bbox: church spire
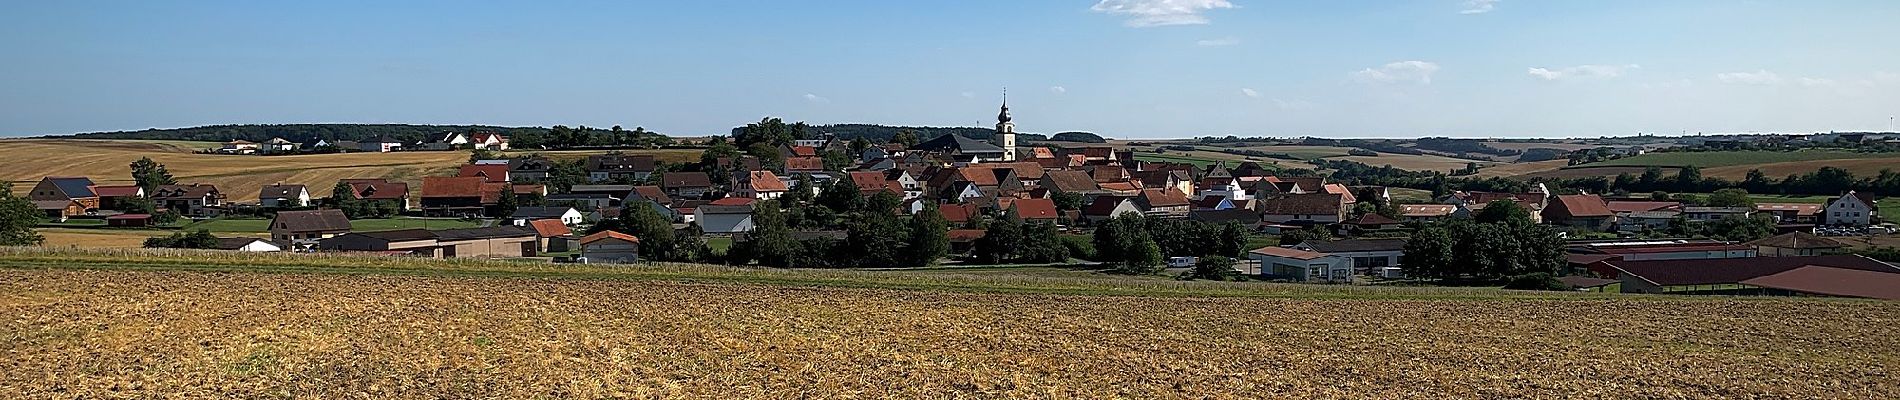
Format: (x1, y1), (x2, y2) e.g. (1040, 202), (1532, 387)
(997, 88), (1012, 123)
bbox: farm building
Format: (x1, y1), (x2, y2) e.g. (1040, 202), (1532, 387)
(1248, 246), (1352, 283)
(151, 184), (226, 217)
(695, 198), (758, 234)
(1822, 191), (1878, 226)
(580, 231), (641, 263)
(269, 209), (352, 243)
(1296, 238), (1406, 275)
(212, 237), (282, 252)
(1597, 255), (1900, 297)
(1748, 232), (1846, 257)
(318, 226), (539, 258)
(105, 213), (152, 227)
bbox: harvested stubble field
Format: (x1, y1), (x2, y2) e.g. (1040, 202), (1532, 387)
(2, 249), (1897, 399)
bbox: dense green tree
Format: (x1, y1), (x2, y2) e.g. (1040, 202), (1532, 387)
(1402, 224), (1457, 279)
(732, 202), (797, 267)
(746, 143), (785, 170)
(973, 218), (1024, 264)
(1705, 188), (1755, 208)
(1016, 221), (1070, 263)
(1106, 214), (1162, 274)
(1182, 256), (1240, 281)
(892, 130), (920, 148)
(1277, 226), (1333, 247)
(782, 174), (816, 207)
(901, 205), (950, 268)
(1474, 200), (1531, 225)
(143, 229), (217, 249)
(1217, 222), (1250, 257)
(129, 157), (176, 192)
(1051, 191), (1083, 211)
(622, 202), (679, 261)
(848, 137), (871, 154)
(821, 149), (853, 171)
(0, 183), (44, 246)
(818, 178), (864, 213)
(117, 196), (157, 214)
(1674, 165), (1703, 192)
(844, 205), (907, 267)
(492, 188), (519, 218)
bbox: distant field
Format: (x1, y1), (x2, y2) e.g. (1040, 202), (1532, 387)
(1481, 141), (1602, 152)
(1472, 159), (1571, 178)
(0, 139), (465, 201)
(37, 228), (173, 248)
(1, 249), (1896, 398)
(1334, 154), (1493, 173)
(1704, 157), (1900, 180)
(1133, 152), (1227, 167)
(1581, 150), (1896, 169)
(0, 139), (701, 201)
(505, 148), (701, 164)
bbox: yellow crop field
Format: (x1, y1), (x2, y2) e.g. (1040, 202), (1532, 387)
(1334, 154), (1493, 173)
(1, 250), (1895, 398)
(0, 139), (465, 201)
(1, 139), (706, 201)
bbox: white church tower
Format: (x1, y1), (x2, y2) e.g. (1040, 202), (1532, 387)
(993, 93), (1017, 161)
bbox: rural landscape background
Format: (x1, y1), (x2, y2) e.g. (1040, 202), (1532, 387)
(7, 0), (1900, 398)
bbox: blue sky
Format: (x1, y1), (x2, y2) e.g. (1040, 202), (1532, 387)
(3, 0), (1897, 138)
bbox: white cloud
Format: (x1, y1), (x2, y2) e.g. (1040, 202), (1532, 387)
(1351, 61), (1441, 84)
(1715, 70), (1784, 85)
(1460, 0), (1501, 14)
(1798, 77), (1839, 87)
(802, 93), (829, 103)
(1049, 86), (1067, 94)
(1874, 71), (1900, 85)
(1240, 88), (1260, 98)
(1272, 98), (1314, 110)
(960, 91), (976, 98)
(1527, 64), (1640, 81)
(1091, 0), (1236, 28)
(1196, 37), (1240, 47)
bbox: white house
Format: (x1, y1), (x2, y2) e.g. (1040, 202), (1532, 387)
(263, 137), (297, 153)
(510, 206), (584, 226)
(219, 140), (260, 154)
(1824, 191), (1877, 226)
(470, 133), (510, 151)
(258, 184), (311, 208)
(360, 136), (403, 153)
(213, 237), (282, 252)
(580, 231), (641, 263)
(1248, 246), (1353, 283)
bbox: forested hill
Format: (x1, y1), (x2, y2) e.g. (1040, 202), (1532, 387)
(54, 124), (552, 144)
(732, 123), (1048, 143)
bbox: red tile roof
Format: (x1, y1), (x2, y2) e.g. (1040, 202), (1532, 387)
(709, 197), (757, 206)
(1551, 194), (1614, 218)
(784, 156), (825, 171)
(1607, 201), (1681, 213)
(947, 229), (986, 243)
(1399, 204), (1455, 217)
(1322, 184), (1357, 203)
(342, 179), (409, 200)
(787, 145), (818, 157)
(1011, 198), (1059, 220)
(1138, 188), (1190, 208)
(422, 176), (488, 198)
(528, 219), (571, 238)
(580, 230), (640, 245)
(938, 203), (979, 223)
(1346, 213), (1399, 226)
(849, 171), (888, 193)
(744, 170), (788, 192)
(1604, 255), (1899, 286)
(457, 164), (510, 181)
(89, 185), (143, 197)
